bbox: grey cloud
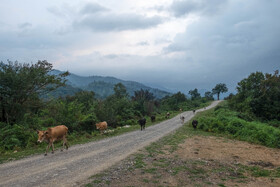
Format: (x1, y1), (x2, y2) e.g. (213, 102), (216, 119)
(169, 0), (228, 17)
(79, 3), (109, 15)
(164, 0), (280, 92)
(73, 13), (163, 32)
(104, 54), (118, 59)
(18, 22), (32, 29)
(47, 6), (65, 18)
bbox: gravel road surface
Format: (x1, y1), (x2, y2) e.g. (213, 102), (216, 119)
(0, 101), (221, 187)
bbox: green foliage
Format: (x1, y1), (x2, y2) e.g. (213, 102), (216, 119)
(160, 92), (187, 111)
(193, 102), (280, 148)
(229, 70), (280, 121)
(204, 91), (214, 100)
(0, 60), (68, 124)
(188, 88), (201, 100)
(0, 123), (35, 150)
(132, 89), (156, 116)
(114, 83), (129, 98)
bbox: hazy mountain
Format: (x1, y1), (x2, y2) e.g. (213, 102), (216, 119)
(50, 70), (171, 99)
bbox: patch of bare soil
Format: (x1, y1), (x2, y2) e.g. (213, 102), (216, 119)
(88, 136), (280, 187)
(176, 136), (280, 168)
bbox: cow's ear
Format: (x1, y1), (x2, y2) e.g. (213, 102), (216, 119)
(36, 130), (39, 134)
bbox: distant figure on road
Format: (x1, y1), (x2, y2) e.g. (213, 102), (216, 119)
(180, 116), (185, 124)
(193, 110), (196, 114)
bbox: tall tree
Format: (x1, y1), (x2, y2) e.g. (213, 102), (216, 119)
(132, 89), (155, 116)
(212, 83), (228, 100)
(188, 88), (201, 100)
(132, 89), (155, 101)
(0, 60), (68, 124)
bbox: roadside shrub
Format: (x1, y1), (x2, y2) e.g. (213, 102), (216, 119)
(193, 103), (280, 148)
(0, 123), (31, 150)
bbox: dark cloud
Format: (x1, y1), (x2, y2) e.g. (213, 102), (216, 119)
(169, 0), (228, 17)
(164, 0), (280, 92)
(73, 13), (163, 32)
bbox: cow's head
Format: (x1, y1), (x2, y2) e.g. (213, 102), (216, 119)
(36, 130), (48, 143)
(95, 123), (100, 130)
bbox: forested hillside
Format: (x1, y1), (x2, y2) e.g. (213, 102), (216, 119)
(49, 70), (171, 99)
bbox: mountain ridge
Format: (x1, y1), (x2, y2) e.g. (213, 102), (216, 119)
(50, 70), (171, 99)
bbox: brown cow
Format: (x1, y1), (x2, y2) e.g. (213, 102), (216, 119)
(37, 125), (69, 156)
(96, 121), (108, 134)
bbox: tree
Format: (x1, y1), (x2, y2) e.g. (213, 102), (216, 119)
(132, 89), (155, 101)
(114, 83), (128, 98)
(160, 92), (187, 111)
(230, 70), (280, 120)
(132, 89), (155, 116)
(212, 83), (228, 100)
(204, 91), (214, 100)
(188, 88), (201, 100)
(0, 60), (68, 124)
(257, 70), (280, 120)
(236, 71), (264, 99)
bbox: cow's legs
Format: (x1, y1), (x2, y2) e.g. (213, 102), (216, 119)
(45, 143), (51, 156)
(51, 142), (55, 154)
(62, 136), (69, 151)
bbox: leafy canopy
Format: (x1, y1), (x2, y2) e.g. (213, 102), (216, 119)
(212, 83), (228, 100)
(0, 60), (68, 124)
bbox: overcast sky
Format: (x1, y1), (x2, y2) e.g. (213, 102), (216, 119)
(1, 0), (279, 94)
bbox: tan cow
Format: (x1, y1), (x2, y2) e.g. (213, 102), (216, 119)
(96, 121), (108, 134)
(37, 125), (69, 156)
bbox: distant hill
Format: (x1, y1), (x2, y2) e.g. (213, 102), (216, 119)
(49, 70), (171, 99)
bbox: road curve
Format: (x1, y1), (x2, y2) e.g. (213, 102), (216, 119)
(0, 101), (221, 187)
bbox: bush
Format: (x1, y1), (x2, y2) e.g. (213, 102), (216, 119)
(194, 103), (280, 148)
(0, 123), (31, 150)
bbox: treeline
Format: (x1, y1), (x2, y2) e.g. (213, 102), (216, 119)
(0, 61), (214, 151)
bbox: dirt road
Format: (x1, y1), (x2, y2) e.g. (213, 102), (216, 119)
(0, 101), (221, 187)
